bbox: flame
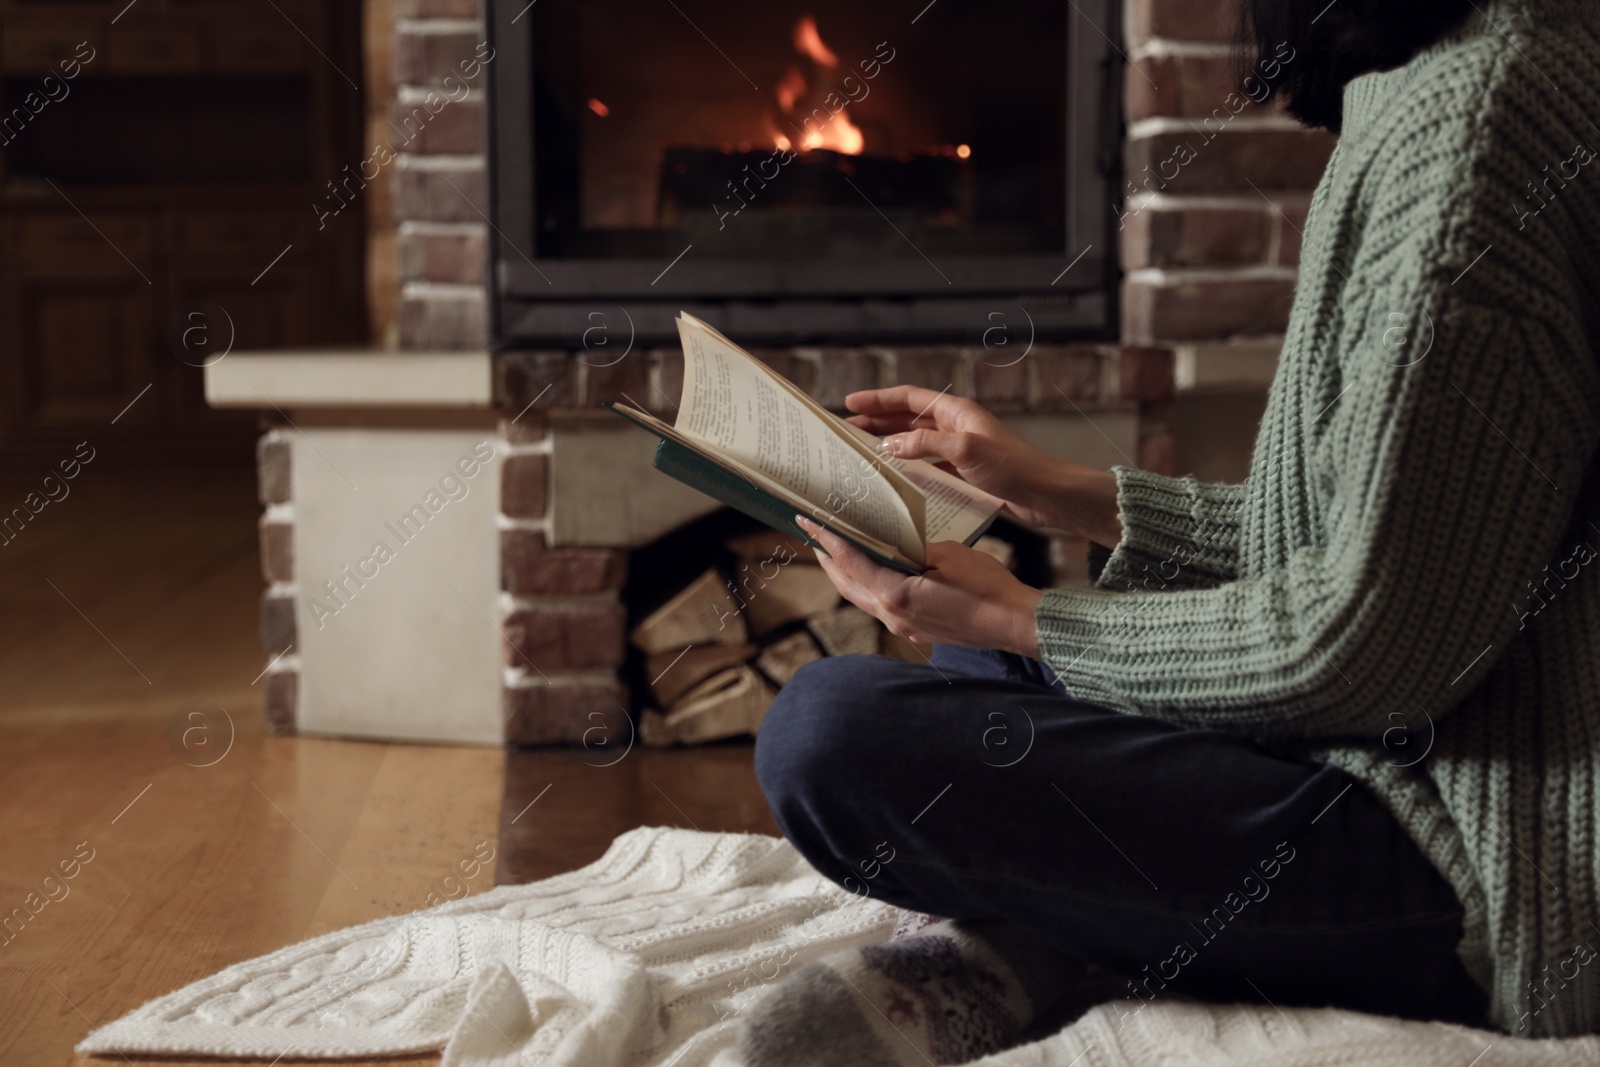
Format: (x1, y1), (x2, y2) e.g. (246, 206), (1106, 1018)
(776, 17), (864, 155)
(776, 65), (807, 113)
(793, 16), (839, 67)
(764, 116), (794, 153)
(800, 112), (864, 154)
(587, 98), (610, 117)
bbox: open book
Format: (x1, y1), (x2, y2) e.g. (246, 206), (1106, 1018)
(609, 313), (1003, 574)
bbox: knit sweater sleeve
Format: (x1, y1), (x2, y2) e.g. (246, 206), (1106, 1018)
(1090, 469), (1247, 592)
(1035, 295), (1597, 735)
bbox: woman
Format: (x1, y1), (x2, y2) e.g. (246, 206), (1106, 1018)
(741, 0), (1600, 1060)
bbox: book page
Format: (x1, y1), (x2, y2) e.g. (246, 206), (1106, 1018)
(680, 316), (929, 534)
(835, 419), (1005, 543)
(675, 317), (926, 563)
(897, 464), (1002, 543)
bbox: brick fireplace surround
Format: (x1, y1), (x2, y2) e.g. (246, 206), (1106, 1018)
(221, 0), (1334, 745)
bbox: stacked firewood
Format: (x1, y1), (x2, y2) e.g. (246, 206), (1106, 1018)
(630, 530), (1012, 746)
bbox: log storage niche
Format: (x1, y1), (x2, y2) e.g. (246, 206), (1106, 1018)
(626, 518), (1017, 746)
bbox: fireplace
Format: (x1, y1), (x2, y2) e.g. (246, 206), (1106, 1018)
(486, 0), (1121, 345)
(225, 0), (1338, 747)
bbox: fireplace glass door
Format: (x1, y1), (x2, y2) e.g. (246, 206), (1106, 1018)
(489, 0), (1118, 344)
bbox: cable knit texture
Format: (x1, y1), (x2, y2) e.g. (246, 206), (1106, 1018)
(1038, 0), (1600, 1037)
(75, 828), (1600, 1064)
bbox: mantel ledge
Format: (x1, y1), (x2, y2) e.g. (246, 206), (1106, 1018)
(205, 348), (492, 409)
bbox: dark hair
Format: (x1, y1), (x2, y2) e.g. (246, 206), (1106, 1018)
(1237, 0), (1476, 131)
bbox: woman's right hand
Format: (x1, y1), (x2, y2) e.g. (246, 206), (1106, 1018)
(844, 385), (1124, 546)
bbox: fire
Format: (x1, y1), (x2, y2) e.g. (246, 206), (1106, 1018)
(793, 16), (839, 67)
(776, 65), (806, 113)
(801, 111), (864, 154)
(774, 16), (864, 156)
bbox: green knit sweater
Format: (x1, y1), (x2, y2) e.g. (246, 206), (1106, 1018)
(1036, 0), (1600, 1038)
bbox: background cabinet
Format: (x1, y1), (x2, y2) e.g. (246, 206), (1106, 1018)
(0, 0), (366, 472)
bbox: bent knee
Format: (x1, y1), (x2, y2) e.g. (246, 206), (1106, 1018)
(755, 655), (902, 803)
(787, 653), (893, 697)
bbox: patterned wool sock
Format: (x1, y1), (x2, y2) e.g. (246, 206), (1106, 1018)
(737, 914), (1087, 1067)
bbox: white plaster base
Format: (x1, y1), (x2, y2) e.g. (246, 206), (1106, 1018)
(548, 416), (721, 548)
(291, 427), (502, 744)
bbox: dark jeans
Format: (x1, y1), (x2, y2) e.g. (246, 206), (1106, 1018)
(755, 647), (1488, 1025)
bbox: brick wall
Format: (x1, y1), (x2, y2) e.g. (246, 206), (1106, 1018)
(495, 342), (1167, 475)
(1120, 0), (1334, 365)
(390, 0), (490, 350)
(496, 413), (630, 744)
(256, 428), (298, 730)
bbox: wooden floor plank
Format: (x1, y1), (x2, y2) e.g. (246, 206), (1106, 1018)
(497, 742), (780, 886)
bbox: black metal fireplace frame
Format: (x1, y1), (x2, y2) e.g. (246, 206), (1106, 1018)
(485, 0), (1122, 347)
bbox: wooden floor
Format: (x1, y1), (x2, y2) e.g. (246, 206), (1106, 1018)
(499, 743), (778, 885)
(0, 466), (776, 1065)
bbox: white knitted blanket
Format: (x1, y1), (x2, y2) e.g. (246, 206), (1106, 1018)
(79, 827), (1597, 1066)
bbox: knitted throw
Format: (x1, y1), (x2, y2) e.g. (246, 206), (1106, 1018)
(1035, 0), (1600, 1038)
(76, 828), (1600, 1065)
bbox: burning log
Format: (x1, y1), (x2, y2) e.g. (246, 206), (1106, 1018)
(657, 147), (968, 229)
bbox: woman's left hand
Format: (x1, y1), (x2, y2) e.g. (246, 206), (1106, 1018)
(795, 515), (1041, 658)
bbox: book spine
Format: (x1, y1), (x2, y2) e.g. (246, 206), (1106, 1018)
(651, 440), (921, 575)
